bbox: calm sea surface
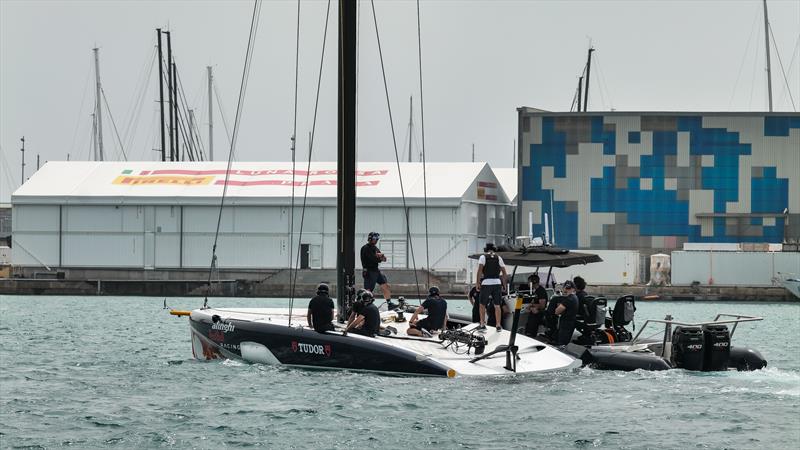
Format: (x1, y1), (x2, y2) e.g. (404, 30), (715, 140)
(1, 295), (798, 449)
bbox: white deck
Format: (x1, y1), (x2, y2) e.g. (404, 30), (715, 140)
(192, 307), (580, 377)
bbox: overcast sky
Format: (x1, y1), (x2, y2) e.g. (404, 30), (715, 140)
(1, 0), (799, 202)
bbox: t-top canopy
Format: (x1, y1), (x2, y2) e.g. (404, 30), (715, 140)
(469, 247), (603, 268)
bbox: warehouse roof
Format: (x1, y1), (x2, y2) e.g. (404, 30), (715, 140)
(13, 161), (512, 206)
(491, 167), (517, 203)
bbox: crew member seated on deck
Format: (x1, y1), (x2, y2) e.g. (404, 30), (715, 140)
(408, 286), (448, 338)
(554, 280), (579, 345)
(523, 274), (549, 337)
(344, 291), (381, 337)
(307, 283), (335, 333)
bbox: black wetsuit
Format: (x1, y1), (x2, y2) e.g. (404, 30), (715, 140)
(308, 294), (335, 333)
(556, 294), (579, 345)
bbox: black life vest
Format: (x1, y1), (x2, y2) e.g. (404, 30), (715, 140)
(483, 252), (501, 278)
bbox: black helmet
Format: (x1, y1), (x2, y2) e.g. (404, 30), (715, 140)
(316, 283), (329, 295)
(484, 242), (496, 252)
(368, 231), (380, 241)
(361, 290), (375, 303)
(428, 286), (440, 296)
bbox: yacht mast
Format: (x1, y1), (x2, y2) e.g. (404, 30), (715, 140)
(207, 66), (214, 160)
(763, 0), (773, 112)
(93, 47), (105, 161)
(336, 0), (357, 321)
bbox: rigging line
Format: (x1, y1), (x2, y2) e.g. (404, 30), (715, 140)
(592, 53), (612, 111)
(729, 8), (760, 108)
(174, 64), (203, 161)
(287, 0), (301, 314)
(122, 45), (156, 145)
(780, 34), (800, 108)
(205, 0), (262, 308)
(68, 56), (93, 159)
(748, 29), (761, 110)
(370, 0), (422, 301)
(175, 63), (207, 159)
(768, 23), (797, 111)
(124, 48), (157, 152)
(416, 0), (430, 288)
(289, 0), (332, 317)
(212, 80), (234, 146)
(100, 88), (129, 161)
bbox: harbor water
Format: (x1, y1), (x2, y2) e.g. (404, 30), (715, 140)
(1, 295), (798, 449)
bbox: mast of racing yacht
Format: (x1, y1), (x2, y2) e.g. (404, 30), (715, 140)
(336, 0), (357, 322)
(763, 0), (773, 112)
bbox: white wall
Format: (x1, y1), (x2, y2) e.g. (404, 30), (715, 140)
(672, 251), (800, 286)
(12, 203), (499, 274)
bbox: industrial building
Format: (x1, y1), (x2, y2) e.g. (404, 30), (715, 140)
(11, 161), (513, 279)
(517, 110), (800, 250)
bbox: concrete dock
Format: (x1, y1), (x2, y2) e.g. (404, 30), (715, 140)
(0, 268), (796, 301)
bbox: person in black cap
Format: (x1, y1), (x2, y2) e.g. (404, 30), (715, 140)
(475, 242), (508, 332)
(408, 286), (448, 337)
(554, 280), (579, 345)
(344, 290), (381, 337)
(360, 231), (392, 303)
(307, 283), (335, 333)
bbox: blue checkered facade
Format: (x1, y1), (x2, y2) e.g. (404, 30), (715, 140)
(518, 112), (800, 249)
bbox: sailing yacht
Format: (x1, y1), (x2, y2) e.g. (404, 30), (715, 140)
(174, 1), (580, 377)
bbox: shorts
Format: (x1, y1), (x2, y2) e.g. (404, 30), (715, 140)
(479, 284), (503, 307)
(410, 317), (439, 332)
(363, 269), (387, 291)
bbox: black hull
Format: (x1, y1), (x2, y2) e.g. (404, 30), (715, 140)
(189, 316), (452, 377)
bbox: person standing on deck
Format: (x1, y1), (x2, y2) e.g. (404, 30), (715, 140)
(475, 243), (508, 332)
(360, 232), (391, 303)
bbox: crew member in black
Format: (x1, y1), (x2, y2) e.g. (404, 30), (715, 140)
(408, 286), (448, 337)
(344, 290), (381, 337)
(523, 274), (549, 337)
(554, 280), (579, 345)
(475, 243), (508, 332)
(468, 284), (480, 323)
(573, 275), (591, 331)
(360, 231), (392, 303)
(307, 283), (335, 333)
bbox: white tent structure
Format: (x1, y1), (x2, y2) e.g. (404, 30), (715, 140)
(12, 162), (513, 277)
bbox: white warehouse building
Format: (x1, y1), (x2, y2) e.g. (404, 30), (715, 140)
(12, 161), (514, 278)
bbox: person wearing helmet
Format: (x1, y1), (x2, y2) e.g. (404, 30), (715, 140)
(475, 242), (508, 332)
(407, 286), (448, 337)
(554, 280), (579, 345)
(360, 232), (392, 302)
(344, 290), (381, 337)
(307, 283), (335, 333)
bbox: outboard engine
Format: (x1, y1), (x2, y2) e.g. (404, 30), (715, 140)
(671, 326), (705, 370)
(702, 324), (731, 371)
